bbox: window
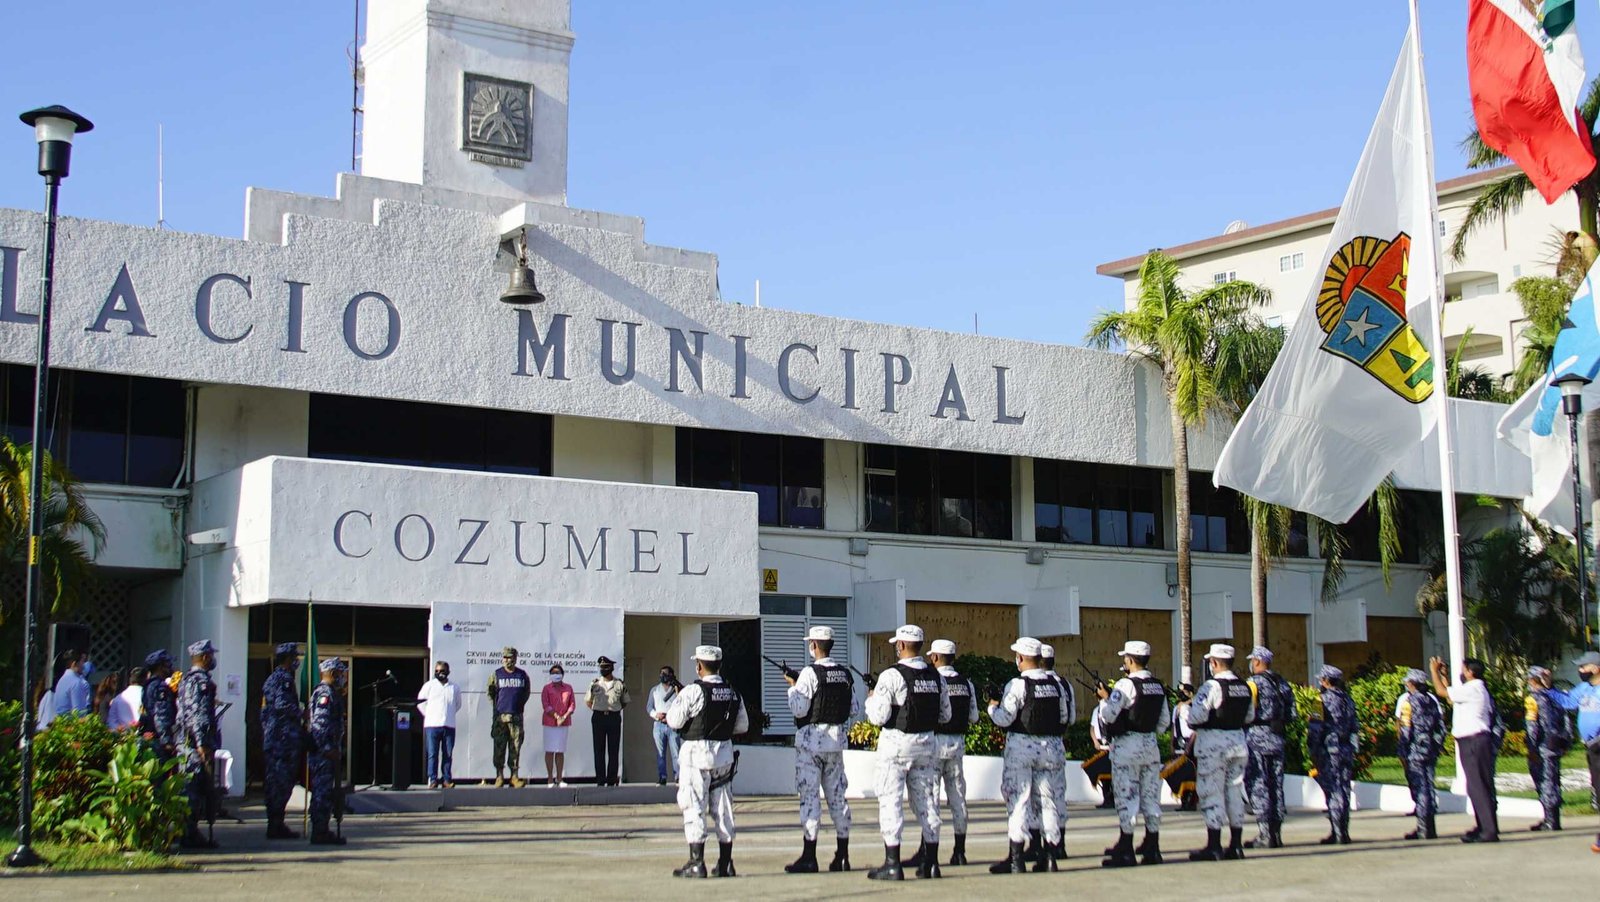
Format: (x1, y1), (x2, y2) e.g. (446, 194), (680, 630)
(757, 595), (851, 735)
(1187, 475), (1250, 554)
(677, 428), (823, 528)
(1212, 270), (1237, 285)
(1278, 253), (1305, 273)
(308, 394), (551, 476)
(864, 445), (1011, 539)
(1033, 459), (1161, 548)
(1340, 490), (1438, 564)
(1437, 219), (1448, 237)
(0, 365), (186, 488)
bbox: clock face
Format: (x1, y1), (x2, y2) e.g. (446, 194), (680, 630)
(462, 74), (533, 165)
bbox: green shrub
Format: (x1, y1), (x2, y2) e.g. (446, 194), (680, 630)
(847, 719), (879, 751)
(964, 714), (1007, 756)
(32, 712), (118, 838)
(60, 740), (188, 852)
(0, 700), (21, 828)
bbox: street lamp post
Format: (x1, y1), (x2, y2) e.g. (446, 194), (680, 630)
(8, 104), (93, 870)
(1555, 372), (1594, 651)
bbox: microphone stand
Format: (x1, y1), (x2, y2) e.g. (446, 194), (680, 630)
(359, 671), (396, 790)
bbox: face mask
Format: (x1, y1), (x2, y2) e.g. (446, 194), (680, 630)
(600, 666), (614, 677)
(435, 672), (448, 683)
(660, 674), (673, 685)
(551, 673), (564, 683)
(82, 660), (95, 678)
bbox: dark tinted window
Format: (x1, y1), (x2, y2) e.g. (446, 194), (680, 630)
(676, 429), (824, 528)
(0, 365), (185, 488)
(1188, 474), (1251, 554)
(308, 394), (551, 476)
(1033, 459), (1163, 549)
(864, 445), (1011, 540)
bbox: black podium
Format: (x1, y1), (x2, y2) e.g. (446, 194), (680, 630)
(378, 700), (418, 790)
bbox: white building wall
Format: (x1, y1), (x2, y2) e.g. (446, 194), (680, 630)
(193, 385), (309, 481)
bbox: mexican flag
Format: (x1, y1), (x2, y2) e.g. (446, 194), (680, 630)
(1467, 0), (1595, 203)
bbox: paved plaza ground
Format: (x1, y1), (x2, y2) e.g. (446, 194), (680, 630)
(4, 796), (1596, 899)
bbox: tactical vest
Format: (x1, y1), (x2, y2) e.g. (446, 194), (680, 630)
(936, 671), (974, 736)
(1007, 675), (1063, 735)
(679, 680), (741, 741)
(887, 664), (943, 733)
(1106, 676), (1167, 737)
(1197, 676), (1253, 730)
(796, 663), (852, 728)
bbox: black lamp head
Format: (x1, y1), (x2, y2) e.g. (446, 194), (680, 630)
(19, 105), (94, 180)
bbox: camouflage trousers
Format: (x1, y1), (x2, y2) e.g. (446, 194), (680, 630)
(183, 750), (212, 830)
(1403, 754), (1438, 831)
(308, 753), (340, 834)
(932, 734), (969, 835)
(1004, 735), (1064, 844)
(679, 762), (736, 844)
(262, 745), (299, 821)
(796, 748), (850, 840)
(490, 714), (524, 775)
(1528, 752), (1563, 823)
(1196, 744), (1248, 831)
(875, 750), (941, 847)
(1110, 735), (1162, 834)
(1245, 746), (1287, 836)
(1315, 752), (1353, 831)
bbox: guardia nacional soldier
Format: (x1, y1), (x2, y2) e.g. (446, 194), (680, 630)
(1396, 668), (1444, 840)
(260, 641), (304, 840)
(1186, 644), (1254, 862)
(987, 636), (1068, 875)
(906, 638), (978, 869)
(176, 639), (221, 849)
(1024, 643), (1073, 863)
(1243, 646), (1296, 849)
(864, 624), (951, 881)
(782, 625), (856, 874)
(1310, 665), (1358, 845)
(308, 657), (349, 846)
(1095, 640), (1170, 868)
(667, 645), (749, 879)
(140, 649), (178, 765)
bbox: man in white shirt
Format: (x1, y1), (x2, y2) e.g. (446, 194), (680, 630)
(1430, 656), (1499, 842)
(667, 645), (749, 879)
(108, 666), (147, 732)
(782, 625), (857, 874)
(864, 624), (951, 881)
(987, 636), (1070, 875)
(417, 660), (462, 789)
(647, 665), (683, 786)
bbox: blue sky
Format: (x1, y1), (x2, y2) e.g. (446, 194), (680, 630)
(1, 1), (1593, 346)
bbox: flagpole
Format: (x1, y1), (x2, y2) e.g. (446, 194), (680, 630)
(1410, 0), (1469, 686)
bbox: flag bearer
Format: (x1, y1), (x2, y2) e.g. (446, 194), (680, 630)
(308, 657), (349, 846)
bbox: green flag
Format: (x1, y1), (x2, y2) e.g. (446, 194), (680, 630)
(1543, 0), (1576, 37)
(300, 599), (318, 700)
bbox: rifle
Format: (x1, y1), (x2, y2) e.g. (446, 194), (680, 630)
(1076, 657), (1109, 696)
(708, 750), (741, 792)
(200, 750), (218, 845)
(762, 655), (800, 680)
(850, 665), (878, 691)
(334, 761), (345, 840)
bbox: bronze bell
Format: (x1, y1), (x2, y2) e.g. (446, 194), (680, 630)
(499, 229), (546, 304)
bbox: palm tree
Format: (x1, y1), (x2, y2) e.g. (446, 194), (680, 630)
(1450, 75), (1600, 270)
(0, 435), (106, 622)
(1086, 250), (1270, 678)
(1507, 272), (1581, 394)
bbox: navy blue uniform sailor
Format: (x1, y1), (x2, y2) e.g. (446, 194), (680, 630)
(782, 625), (857, 874)
(260, 641), (304, 840)
(1310, 664), (1359, 845)
(667, 644), (749, 879)
(308, 657), (349, 845)
(140, 648), (178, 764)
(1396, 668), (1444, 840)
(176, 639), (220, 850)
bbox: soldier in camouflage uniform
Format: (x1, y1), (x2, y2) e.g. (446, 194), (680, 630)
(260, 641), (304, 840)
(1310, 665), (1358, 845)
(308, 657), (349, 845)
(667, 645), (749, 878)
(783, 625), (857, 874)
(987, 636), (1068, 875)
(1243, 646), (1296, 849)
(176, 639), (220, 850)
(1023, 644), (1074, 863)
(916, 638), (978, 868)
(1524, 665), (1571, 831)
(140, 648), (178, 767)
(1186, 644), (1254, 862)
(864, 625), (951, 881)
(1095, 640), (1171, 868)
(1396, 668), (1444, 840)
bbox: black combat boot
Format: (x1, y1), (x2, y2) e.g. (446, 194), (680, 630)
(784, 838), (818, 874)
(989, 840), (1027, 874)
(901, 837), (927, 869)
(1188, 828), (1224, 861)
(673, 843), (707, 878)
(1101, 832), (1138, 868)
(1270, 820), (1285, 848)
(949, 833), (967, 866)
(866, 844), (903, 881)
(1339, 812), (1352, 845)
(828, 836), (850, 872)
(1098, 781), (1115, 808)
(309, 829), (346, 846)
(915, 842), (941, 878)
(1223, 826), (1245, 860)
(1052, 838), (1066, 861)
(266, 818), (299, 840)
(1552, 809), (1562, 831)
(1024, 829), (1041, 862)
(1031, 836), (1058, 873)
(1138, 831), (1162, 865)
(1319, 814), (1340, 845)
(1244, 821), (1272, 849)
(713, 842), (736, 877)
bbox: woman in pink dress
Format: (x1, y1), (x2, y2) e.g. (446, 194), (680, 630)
(541, 665), (576, 787)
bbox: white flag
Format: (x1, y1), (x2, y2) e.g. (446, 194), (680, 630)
(1215, 25), (1438, 523)
(1496, 262), (1600, 534)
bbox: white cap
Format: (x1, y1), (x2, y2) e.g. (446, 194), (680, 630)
(889, 624), (924, 644)
(929, 639), (957, 656)
(1205, 643), (1236, 660)
(1040, 643), (1056, 659)
(806, 626), (834, 642)
(1118, 640), (1153, 657)
(693, 645), (723, 662)
(1011, 637), (1043, 657)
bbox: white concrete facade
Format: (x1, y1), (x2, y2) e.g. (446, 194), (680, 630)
(0, 1), (1533, 790)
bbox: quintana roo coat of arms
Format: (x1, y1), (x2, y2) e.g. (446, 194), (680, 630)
(1315, 233), (1435, 404)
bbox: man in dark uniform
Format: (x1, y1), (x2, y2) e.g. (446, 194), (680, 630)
(1396, 668), (1444, 840)
(176, 639), (220, 850)
(140, 648), (178, 767)
(260, 641), (304, 839)
(1524, 665), (1571, 831)
(1243, 646), (1296, 849)
(1311, 665), (1358, 845)
(486, 646), (531, 787)
(308, 657), (349, 846)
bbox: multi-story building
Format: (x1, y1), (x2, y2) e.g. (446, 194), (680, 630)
(1096, 167), (1578, 382)
(0, 0), (1527, 790)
